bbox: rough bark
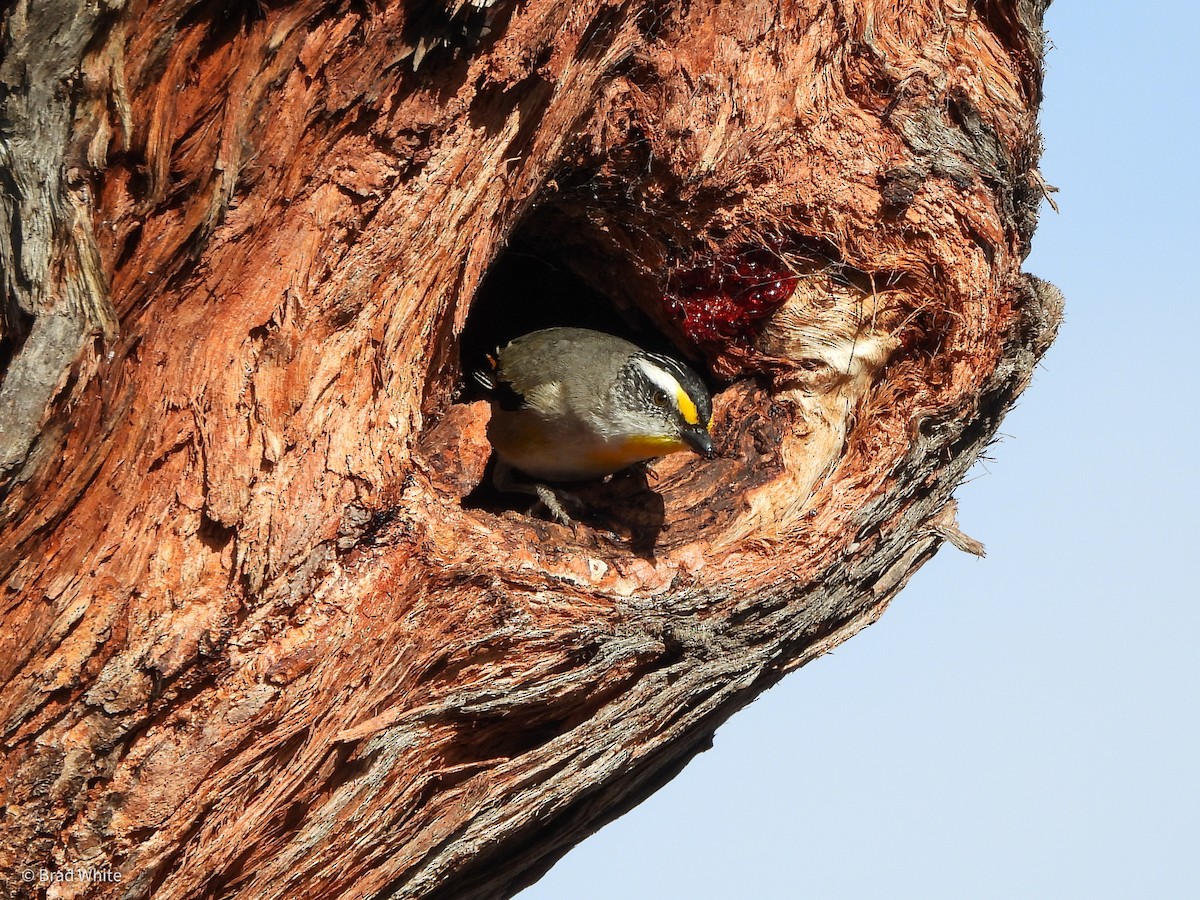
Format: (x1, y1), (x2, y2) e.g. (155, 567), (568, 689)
(0, 1), (1060, 899)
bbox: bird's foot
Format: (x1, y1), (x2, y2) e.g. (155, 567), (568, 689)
(533, 484), (581, 527)
(494, 460), (584, 527)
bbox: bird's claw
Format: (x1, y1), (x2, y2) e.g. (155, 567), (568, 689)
(533, 484), (581, 527)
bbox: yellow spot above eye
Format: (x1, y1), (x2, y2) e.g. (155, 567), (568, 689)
(675, 387), (700, 426)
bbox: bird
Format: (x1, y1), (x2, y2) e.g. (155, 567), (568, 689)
(473, 327), (716, 524)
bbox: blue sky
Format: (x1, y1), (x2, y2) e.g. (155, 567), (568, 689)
(521, 4), (1200, 897)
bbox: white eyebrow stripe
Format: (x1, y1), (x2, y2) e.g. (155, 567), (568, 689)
(643, 353), (690, 382)
(633, 356), (685, 399)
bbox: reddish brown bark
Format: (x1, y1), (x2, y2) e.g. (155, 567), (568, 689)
(0, 1), (1059, 898)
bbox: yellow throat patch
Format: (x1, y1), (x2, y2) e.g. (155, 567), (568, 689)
(585, 434), (688, 471)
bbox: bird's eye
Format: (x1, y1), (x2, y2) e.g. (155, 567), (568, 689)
(652, 392), (670, 409)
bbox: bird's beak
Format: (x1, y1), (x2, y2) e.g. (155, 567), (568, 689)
(682, 427), (716, 459)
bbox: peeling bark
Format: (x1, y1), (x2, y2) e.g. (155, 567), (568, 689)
(0, 1), (1060, 899)
(0, 0), (119, 479)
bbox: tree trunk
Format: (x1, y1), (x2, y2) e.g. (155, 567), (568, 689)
(0, 0), (1060, 898)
